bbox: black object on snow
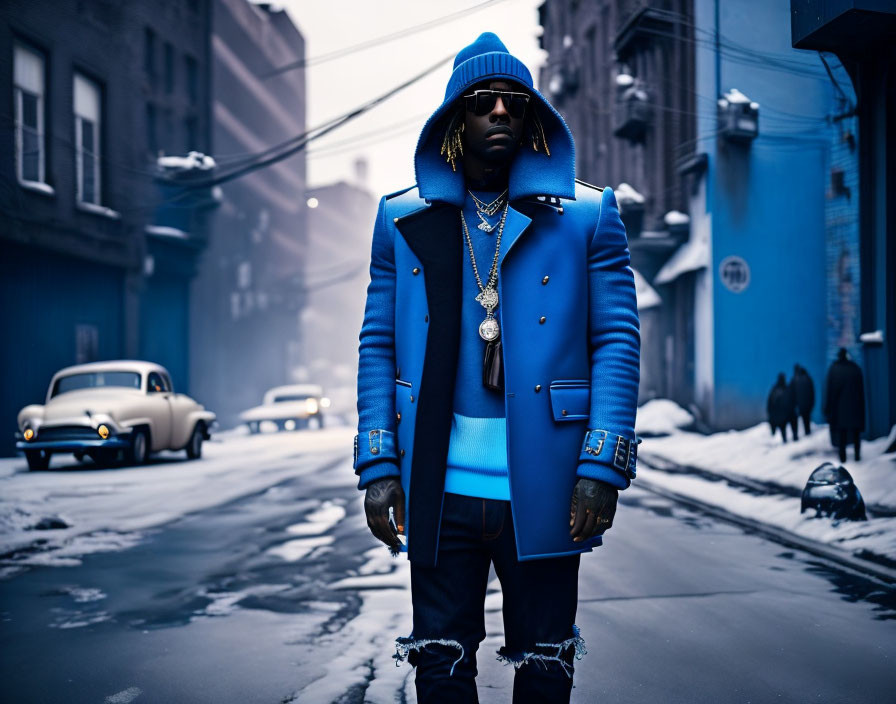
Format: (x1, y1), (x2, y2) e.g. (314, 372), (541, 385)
(801, 462), (867, 521)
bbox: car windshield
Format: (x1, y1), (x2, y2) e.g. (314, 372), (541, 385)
(273, 394), (314, 403)
(52, 371), (142, 397)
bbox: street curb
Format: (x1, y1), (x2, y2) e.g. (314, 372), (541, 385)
(635, 476), (896, 587)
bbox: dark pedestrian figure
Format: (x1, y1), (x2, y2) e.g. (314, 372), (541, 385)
(790, 363), (815, 436)
(824, 348), (865, 462)
(768, 372), (798, 442)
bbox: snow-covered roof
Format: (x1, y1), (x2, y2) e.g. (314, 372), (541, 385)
(632, 268), (662, 310)
(614, 182), (645, 204)
(157, 151), (216, 171)
(663, 210), (690, 226)
(654, 235), (710, 285)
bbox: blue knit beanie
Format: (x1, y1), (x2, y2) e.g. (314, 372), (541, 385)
(414, 32), (575, 206)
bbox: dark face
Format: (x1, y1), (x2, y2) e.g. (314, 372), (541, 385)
(462, 79), (527, 167)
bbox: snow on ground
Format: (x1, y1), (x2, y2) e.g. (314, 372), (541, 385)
(636, 399), (896, 561)
(0, 427), (354, 568)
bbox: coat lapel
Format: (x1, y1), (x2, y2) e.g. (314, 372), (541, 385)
(394, 204), (462, 567)
(499, 203), (533, 270)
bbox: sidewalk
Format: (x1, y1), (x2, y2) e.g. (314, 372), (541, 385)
(634, 399), (896, 580)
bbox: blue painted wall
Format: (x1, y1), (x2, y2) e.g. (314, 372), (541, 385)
(1, 243), (125, 456)
(694, 0), (859, 429)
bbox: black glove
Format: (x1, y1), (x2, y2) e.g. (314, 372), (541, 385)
(569, 477), (618, 542)
(364, 476), (405, 555)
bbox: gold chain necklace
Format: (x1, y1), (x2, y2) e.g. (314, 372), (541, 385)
(460, 201), (509, 341)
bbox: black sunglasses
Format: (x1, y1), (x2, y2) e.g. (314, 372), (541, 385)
(462, 89), (530, 118)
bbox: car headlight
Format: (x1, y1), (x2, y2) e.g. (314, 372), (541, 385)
(319, 397), (331, 409)
(23, 427), (35, 441)
(97, 424), (110, 439)
(305, 398), (319, 414)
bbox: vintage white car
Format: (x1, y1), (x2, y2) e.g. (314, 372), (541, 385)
(15, 360), (216, 470)
(239, 384), (330, 433)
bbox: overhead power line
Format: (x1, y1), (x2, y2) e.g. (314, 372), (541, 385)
(168, 53), (453, 191)
(262, 0), (509, 77)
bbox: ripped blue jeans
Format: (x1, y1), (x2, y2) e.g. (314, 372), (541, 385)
(395, 492), (584, 704)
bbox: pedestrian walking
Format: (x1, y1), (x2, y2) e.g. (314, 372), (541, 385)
(354, 32), (640, 703)
(768, 372), (798, 442)
(824, 348), (865, 462)
(790, 363), (815, 436)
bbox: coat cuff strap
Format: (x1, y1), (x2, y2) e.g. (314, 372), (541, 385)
(353, 429), (398, 471)
(578, 428), (640, 481)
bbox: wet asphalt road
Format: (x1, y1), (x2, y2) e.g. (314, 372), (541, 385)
(1, 450), (894, 703)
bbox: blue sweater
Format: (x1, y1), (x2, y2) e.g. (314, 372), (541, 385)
(444, 190), (511, 501)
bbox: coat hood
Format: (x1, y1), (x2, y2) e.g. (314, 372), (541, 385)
(414, 32), (575, 207)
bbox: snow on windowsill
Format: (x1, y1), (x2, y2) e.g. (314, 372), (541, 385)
(77, 201), (121, 220)
(145, 225), (189, 239)
(18, 179), (55, 197)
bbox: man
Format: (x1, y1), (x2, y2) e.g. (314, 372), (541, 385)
(824, 348), (865, 462)
(354, 33), (640, 703)
(768, 372), (797, 443)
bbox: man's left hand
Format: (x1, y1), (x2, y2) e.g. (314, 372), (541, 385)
(569, 477), (618, 542)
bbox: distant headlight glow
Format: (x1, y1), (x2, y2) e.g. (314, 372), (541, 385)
(305, 398), (319, 414)
(319, 397), (331, 409)
(97, 424), (110, 439)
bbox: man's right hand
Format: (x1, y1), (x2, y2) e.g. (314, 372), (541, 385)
(364, 476), (405, 554)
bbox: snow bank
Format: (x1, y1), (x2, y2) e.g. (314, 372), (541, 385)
(636, 399), (695, 436)
(636, 399), (896, 561)
(614, 182), (645, 204)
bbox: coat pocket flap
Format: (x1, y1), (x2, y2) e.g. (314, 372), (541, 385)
(549, 380), (590, 421)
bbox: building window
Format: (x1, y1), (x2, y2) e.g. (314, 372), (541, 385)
(184, 115), (197, 151)
(13, 43), (47, 185)
(146, 102), (157, 154)
(75, 324), (99, 364)
(164, 42), (174, 94)
(144, 27), (156, 84)
(184, 55), (197, 104)
(74, 73), (102, 205)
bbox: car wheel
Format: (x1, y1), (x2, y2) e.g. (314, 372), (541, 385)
(25, 449), (51, 471)
(186, 423), (204, 460)
(125, 428), (149, 466)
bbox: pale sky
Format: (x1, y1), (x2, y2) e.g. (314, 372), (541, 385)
(279, 0), (547, 196)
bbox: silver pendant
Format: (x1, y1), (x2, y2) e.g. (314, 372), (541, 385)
(477, 212), (497, 232)
(475, 287), (498, 312)
(479, 315), (500, 342)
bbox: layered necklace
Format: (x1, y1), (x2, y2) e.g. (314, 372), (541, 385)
(460, 201), (509, 342)
(468, 188), (508, 232)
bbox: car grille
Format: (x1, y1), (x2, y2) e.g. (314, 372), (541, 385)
(36, 425), (100, 442)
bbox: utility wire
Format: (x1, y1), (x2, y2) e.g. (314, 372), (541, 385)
(166, 53), (453, 191)
(262, 0), (509, 77)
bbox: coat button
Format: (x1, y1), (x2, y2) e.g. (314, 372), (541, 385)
(542, 276), (549, 285)
(394, 217), (400, 224)
(534, 384), (542, 392)
(371, 446), (379, 455)
(412, 267), (420, 275)
(424, 315), (429, 322)
(409, 395), (414, 403)
(400, 449), (406, 457)
(562, 409), (568, 416)
(396, 412), (401, 422)
(539, 316), (546, 324)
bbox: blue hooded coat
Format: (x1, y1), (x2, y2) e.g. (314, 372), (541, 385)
(354, 33), (641, 566)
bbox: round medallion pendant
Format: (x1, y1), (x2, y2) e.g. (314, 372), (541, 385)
(479, 316), (500, 342)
